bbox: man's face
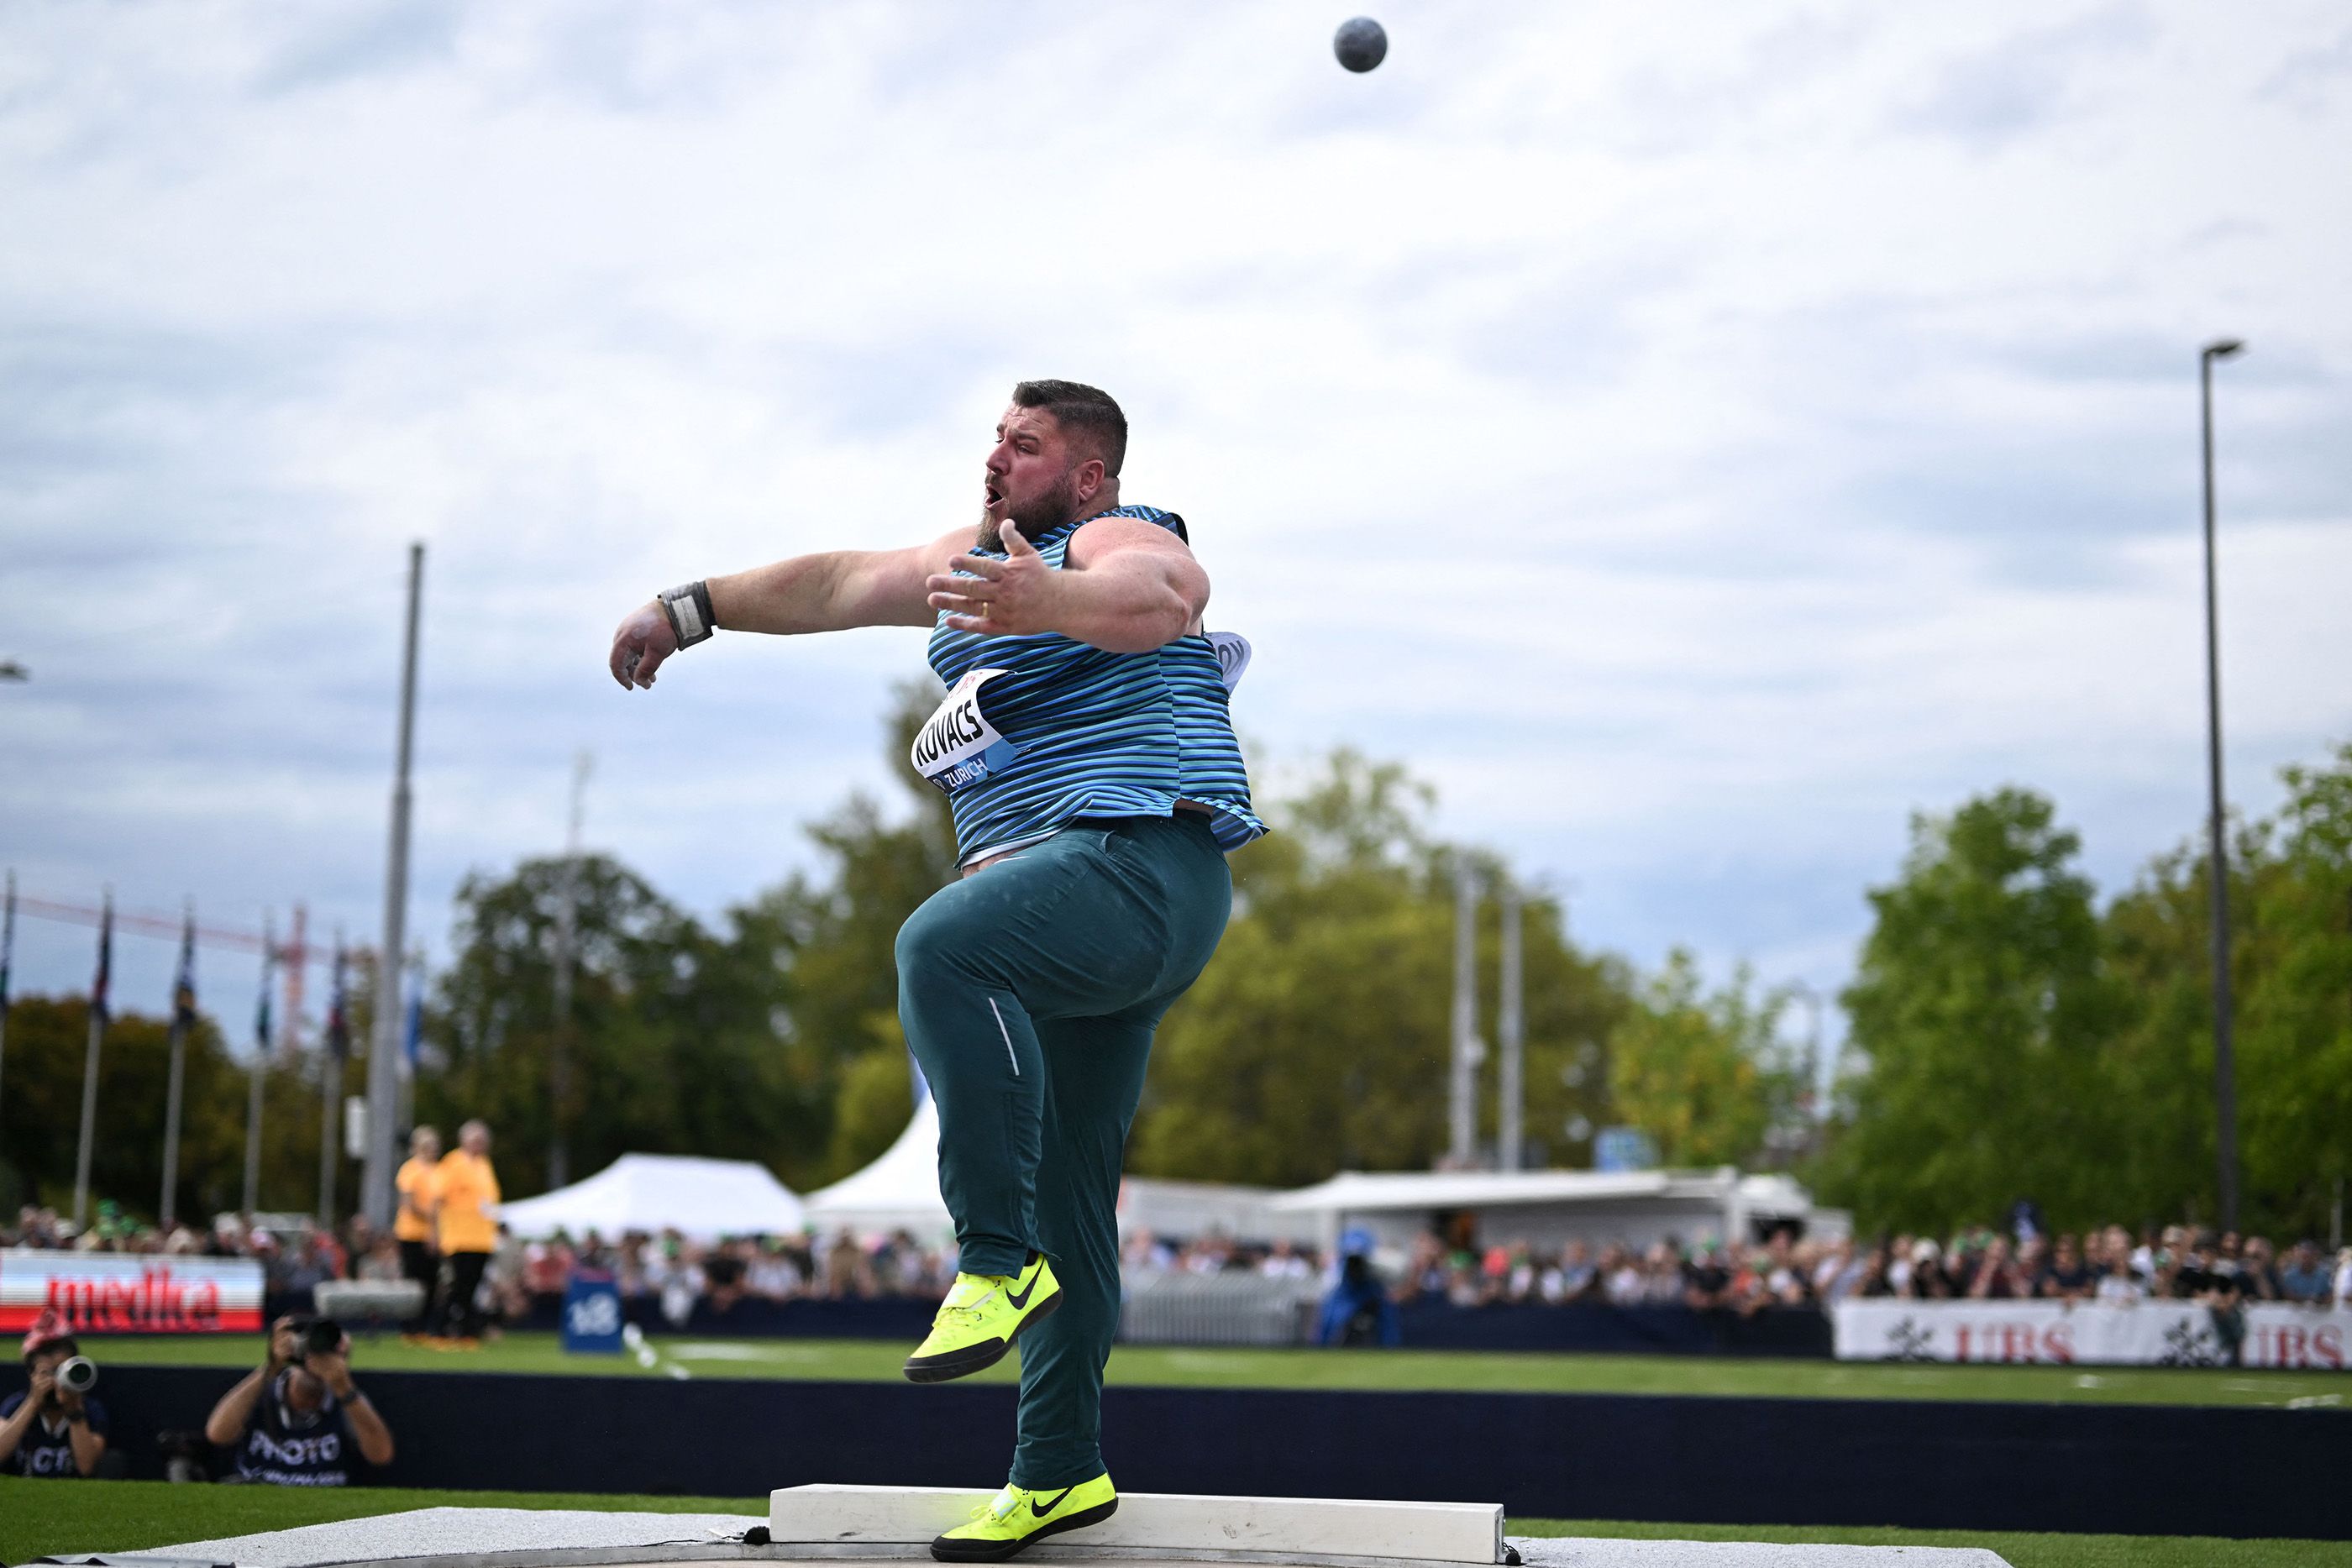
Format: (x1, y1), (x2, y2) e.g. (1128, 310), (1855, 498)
(27, 1346), (69, 1385)
(464, 1125), (490, 1155)
(284, 1364), (326, 1411)
(980, 405), (1084, 548)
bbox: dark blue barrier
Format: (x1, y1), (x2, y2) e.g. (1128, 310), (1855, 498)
(500, 1293), (1837, 1356)
(1391, 1303), (1830, 1356)
(66, 1363), (2350, 1540)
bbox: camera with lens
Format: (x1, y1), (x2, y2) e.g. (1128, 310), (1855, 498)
(55, 1356), (98, 1394)
(286, 1317), (344, 1358)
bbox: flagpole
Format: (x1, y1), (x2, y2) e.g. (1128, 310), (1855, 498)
(360, 541), (424, 1228)
(244, 915), (274, 1215)
(159, 901), (197, 1230)
(71, 889), (112, 1229)
(319, 936), (345, 1225)
(0, 871), (14, 1145)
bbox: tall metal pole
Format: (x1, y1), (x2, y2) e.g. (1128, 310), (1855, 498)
(244, 915), (273, 1214)
(159, 902), (195, 1229)
(2200, 339), (2244, 1233)
(321, 936), (345, 1225)
(549, 750), (591, 1190)
(0, 871), (14, 1143)
(1447, 863), (1481, 1167)
(1496, 879), (1524, 1172)
(71, 889), (110, 1229)
(361, 542), (424, 1228)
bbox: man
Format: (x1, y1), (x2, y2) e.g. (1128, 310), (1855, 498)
(609, 380), (1257, 1562)
(396, 1125), (443, 1340)
(2280, 1239), (2333, 1304)
(204, 1315), (395, 1485)
(0, 1310), (107, 1477)
(434, 1120), (501, 1345)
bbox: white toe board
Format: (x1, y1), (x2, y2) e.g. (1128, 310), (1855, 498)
(769, 1486), (1503, 1564)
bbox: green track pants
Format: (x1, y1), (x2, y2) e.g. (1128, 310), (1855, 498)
(895, 811), (1233, 1490)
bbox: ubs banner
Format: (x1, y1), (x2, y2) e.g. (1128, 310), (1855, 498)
(0, 1249), (265, 1334)
(1835, 1298), (2349, 1370)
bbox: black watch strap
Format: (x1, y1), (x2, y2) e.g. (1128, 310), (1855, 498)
(658, 581), (717, 648)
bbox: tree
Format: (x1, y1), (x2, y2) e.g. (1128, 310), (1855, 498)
(0, 997), (321, 1224)
(1130, 752), (1630, 1184)
(1814, 789), (2124, 1233)
(1607, 951), (1795, 1169)
(2103, 743), (2352, 1236)
(423, 853), (811, 1194)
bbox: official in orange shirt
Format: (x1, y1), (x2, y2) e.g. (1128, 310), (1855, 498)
(394, 1125), (442, 1341)
(433, 1120), (501, 1346)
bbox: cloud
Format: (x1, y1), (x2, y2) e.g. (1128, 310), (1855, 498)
(1892, 7), (2155, 150)
(2, 0), (2348, 1036)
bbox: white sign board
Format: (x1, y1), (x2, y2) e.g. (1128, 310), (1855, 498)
(1834, 1298), (2349, 1370)
(0, 1249), (266, 1335)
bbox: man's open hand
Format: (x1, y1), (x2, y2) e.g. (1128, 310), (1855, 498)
(927, 522), (1061, 636)
(609, 600), (679, 689)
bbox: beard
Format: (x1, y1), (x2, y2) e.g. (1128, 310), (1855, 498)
(978, 467), (1080, 551)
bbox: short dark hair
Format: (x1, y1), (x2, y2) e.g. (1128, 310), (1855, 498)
(1011, 380), (1126, 477)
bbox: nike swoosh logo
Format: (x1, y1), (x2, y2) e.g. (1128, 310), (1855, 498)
(1005, 1270), (1040, 1310)
(1030, 1488), (1074, 1518)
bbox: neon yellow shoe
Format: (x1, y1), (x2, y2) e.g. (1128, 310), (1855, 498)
(903, 1253), (1062, 1384)
(931, 1474), (1117, 1562)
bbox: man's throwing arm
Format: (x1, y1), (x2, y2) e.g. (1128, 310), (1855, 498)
(608, 533), (959, 690)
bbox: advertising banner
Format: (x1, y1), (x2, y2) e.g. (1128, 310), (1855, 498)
(1834, 1297), (2349, 1370)
(0, 1248), (265, 1334)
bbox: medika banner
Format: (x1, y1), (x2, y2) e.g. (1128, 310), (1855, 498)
(1834, 1298), (2349, 1370)
(0, 1249), (265, 1334)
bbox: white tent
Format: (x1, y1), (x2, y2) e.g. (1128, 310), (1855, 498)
(802, 1096), (953, 1240)
(495, 1153), (806, 1242)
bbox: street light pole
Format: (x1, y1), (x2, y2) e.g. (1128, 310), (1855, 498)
(2200, 338), (2244, 1234)
(361, 542), (425, 1228)
(549, 750), (591, 1191)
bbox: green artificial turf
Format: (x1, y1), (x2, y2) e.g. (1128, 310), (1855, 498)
(80, 1330), (2352, 1411)
(5, 1480), (2347, 1568)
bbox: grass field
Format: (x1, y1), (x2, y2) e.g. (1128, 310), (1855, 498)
(82, 1330), (2352, 1410)
(3, 1478), (2346, 1568)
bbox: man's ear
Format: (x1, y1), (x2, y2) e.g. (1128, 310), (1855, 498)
(1074, 456), (1107, 504)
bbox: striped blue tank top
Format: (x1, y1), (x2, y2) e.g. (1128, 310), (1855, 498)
(917, 505), (1265, 863)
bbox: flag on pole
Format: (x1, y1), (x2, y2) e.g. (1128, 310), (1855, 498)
(172, 910), (198, 1030)
(402, 957), (423, 1072)
(1, 871), (15, 1019)
(92, 892), (113, 1024)
(255, 926), (275, 1054)
(326, 943), (349, 1062)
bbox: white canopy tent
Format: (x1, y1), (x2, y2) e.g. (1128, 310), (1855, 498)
(495, 1153), (806, 1242)
(802, 1096), (954, 1240)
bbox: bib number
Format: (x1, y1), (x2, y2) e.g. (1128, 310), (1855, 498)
(912, 669), (1021, 795)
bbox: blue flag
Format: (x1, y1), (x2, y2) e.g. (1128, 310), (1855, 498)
(255, 921), (276, 1057)
(402, 959), (423, 1069)
(172, 911), (197, 1030)
(1, 872), (14, 1018)
(92, 893), (113, 1025)
(326, 942), (349, 1062)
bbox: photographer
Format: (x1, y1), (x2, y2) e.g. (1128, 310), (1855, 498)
(203, 1315), (394, 1485)
(0, 1310), (108, 1478)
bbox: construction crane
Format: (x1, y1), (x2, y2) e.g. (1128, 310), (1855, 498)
(13, 889), (328, 1055)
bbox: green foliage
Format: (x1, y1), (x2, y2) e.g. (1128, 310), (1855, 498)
(1608, 950), (1794, 1169)
(1815, 789), (2124, 1231)
(1819, 746), (2352, 1240)
(1130, 750), (1631, 1184)
(0, 996), (324, 1222)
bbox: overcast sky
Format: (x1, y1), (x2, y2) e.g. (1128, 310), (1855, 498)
(4, 1), (2348, 1062)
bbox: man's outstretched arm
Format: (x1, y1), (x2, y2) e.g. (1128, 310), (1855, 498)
(608, 532), (960, 690)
